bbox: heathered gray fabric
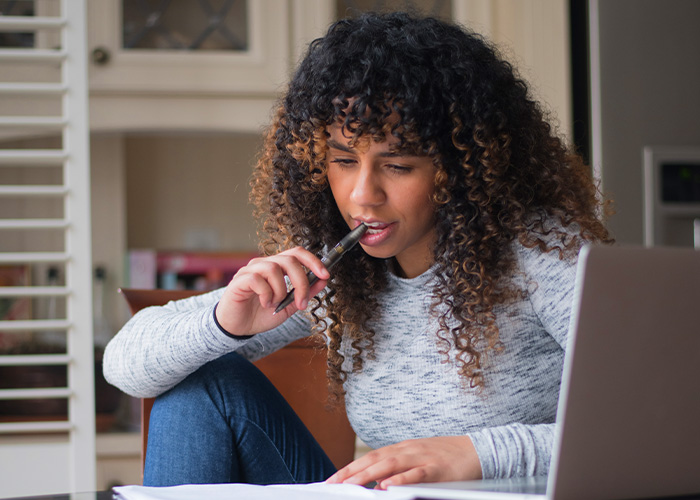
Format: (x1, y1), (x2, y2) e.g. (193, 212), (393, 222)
(103, 241), (577, 480)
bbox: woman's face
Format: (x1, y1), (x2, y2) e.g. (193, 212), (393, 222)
(326, 123), (437, 278)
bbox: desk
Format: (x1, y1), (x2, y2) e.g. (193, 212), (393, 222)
(2, 492), (112, 500)
(5, 489), (700, 500)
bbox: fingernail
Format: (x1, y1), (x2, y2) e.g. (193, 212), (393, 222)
(300, 299), (308, 310)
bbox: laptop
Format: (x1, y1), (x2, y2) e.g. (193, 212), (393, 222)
(391, 245), (700, 500)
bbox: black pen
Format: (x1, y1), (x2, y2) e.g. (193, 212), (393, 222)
(273, 223), (368, 314)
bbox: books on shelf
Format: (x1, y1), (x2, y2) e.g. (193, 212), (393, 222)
(128, 250), (257, 291)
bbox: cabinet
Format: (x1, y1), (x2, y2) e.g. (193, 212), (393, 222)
(85, 0), (333, 133)
(85, 1), (571, 137)
(87, 0), (289, 96)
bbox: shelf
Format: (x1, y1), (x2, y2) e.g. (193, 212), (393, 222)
(129, 249), (257, 290)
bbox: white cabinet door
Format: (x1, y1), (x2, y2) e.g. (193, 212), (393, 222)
(87, 0), (289, 95)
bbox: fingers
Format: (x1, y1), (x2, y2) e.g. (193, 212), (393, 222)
(278, 250), (330, 310)
(328, 453), (401, 488)
(235, 266), (286, 309)
(236, 247), (330, 312)
(326, 436), (482, 490)
(328, 448), (426, 489)
(376, 465), (435, 489)
(215, 246), (333, 337)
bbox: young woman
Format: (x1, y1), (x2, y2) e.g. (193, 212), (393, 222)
(103, 12), (613, 489)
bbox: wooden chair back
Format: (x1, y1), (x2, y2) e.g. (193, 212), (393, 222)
(118, 288), (356, 480)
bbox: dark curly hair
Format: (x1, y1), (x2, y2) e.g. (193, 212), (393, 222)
(250, 12), (613, 395)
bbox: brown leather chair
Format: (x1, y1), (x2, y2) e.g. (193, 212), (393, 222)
(119, 288), (356, 480)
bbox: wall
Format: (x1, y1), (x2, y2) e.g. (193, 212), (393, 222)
(456, 0), (572, 142)
(125, 133), (262, 252)
(87, 131), (262, 347)
(592, 0), (700, 244)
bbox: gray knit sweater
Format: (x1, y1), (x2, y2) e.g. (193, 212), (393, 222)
(103, 241), (577, 480)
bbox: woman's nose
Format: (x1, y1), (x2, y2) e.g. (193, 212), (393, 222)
(350, 167), (385, 206)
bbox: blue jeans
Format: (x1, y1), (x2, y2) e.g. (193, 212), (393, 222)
(143, 352), (337, 486)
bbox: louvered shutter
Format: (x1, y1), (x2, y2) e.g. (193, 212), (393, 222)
(0, 0), (96, 496)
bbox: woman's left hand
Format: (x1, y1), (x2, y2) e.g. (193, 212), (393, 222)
(325, 436), (482, 490)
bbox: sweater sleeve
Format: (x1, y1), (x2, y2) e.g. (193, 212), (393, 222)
(467, 241), (580, 478)
(102, 288), (312, 398)
(469, 423), (555, 478)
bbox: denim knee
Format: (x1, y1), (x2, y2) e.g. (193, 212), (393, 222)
(144, 351), (335, 485)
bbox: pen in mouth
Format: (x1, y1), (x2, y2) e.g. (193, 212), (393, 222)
(273, 223), (368, 314)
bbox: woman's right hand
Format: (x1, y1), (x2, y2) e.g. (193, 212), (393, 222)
(214, 247), (330, 337)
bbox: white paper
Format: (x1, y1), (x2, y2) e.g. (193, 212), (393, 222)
(113, 482), (417, 500)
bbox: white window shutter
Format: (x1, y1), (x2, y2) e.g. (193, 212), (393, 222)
(0, 0), (96, 496)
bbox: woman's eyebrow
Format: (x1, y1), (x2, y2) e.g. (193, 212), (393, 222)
(327, 139), (418, 158)
(327, 139), (353, 152)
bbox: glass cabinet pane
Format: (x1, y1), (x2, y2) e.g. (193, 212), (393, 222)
(335, 0), (452, 20)
(122, 0), (248, 51)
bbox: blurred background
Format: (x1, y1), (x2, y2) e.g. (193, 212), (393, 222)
(1, 0), (698, 497)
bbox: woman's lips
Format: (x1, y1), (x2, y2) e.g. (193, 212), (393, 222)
(357, 221), (395, 246)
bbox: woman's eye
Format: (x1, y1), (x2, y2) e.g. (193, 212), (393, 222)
(387, 163), (412, 173)
(330, 158), (356, 167)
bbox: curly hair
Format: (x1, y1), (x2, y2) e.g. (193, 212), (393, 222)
(250, 12), (613, 395)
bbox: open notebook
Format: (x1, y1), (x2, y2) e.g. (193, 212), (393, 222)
(392, 245), (700, 500)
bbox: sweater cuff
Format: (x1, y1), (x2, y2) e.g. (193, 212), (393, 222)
(467, 423), (554, 479)
(213, 301), (254, 340)
(467, 429), (496, 480)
